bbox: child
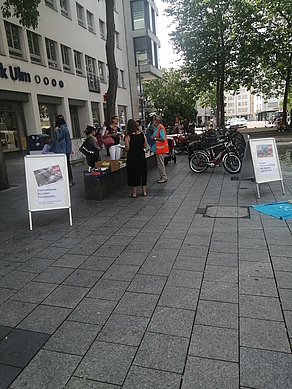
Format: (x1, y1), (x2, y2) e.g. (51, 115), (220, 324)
(41, 137), (54, 154)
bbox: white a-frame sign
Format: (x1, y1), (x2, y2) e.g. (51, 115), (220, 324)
(238, 137), (285, 198)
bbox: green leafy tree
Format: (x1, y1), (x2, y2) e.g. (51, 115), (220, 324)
(143, 67), (198, 126)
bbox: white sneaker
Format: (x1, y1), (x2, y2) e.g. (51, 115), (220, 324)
(157, 179), (167, 183)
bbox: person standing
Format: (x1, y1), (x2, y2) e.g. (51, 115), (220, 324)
(84, 125), (100, 170)
(103, 115), (122, 160)
(52, 114), (74, 186)
(124, 119), (147, 197)
(151, 115), (169, 183)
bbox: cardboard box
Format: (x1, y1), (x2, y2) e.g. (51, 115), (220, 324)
(95, 160), (120, 172)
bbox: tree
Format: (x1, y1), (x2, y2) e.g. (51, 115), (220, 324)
(143, 67), (198, 126)
(104, 0), (118, 125)
(236, 0), (292, 126)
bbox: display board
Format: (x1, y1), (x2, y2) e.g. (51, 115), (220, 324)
(238, 137), (285, 198)
(24, 154), (72, 230)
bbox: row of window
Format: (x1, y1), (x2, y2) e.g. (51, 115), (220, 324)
(44, 0), (120, 45)
(3, 20), (125, 92)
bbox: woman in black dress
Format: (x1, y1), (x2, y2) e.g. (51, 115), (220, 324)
(124, 119), (147, 198)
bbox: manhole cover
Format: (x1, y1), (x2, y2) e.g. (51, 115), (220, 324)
(204, 206), (250, 218)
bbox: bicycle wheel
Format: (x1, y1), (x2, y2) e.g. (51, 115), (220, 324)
(222, 152), (241, 174)
(189, 151), (209, 173)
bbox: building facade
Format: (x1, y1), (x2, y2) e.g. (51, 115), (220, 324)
(0, 0), (161, 160)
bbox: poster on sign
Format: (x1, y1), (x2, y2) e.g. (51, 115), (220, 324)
(24, 154), (72, 230)
(249, 138), (282, 184)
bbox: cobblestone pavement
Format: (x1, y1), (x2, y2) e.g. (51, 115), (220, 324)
(0, 146), (291, 389)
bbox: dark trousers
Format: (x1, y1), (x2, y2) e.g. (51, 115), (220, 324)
(66, 154), (73, 182)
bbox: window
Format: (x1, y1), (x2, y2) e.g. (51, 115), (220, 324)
(60, 0), (69, 17)
(61, 45), (71, 72)
(27, 30), (42, 64)
(131, 1), (148, 30)
(85, 55), (100, 92)
(74, 50), (83, 76)
(120, 70), (125, 88)
(76, 3), (85, 26)
(87, 10), (94, 32)
(4, 22), (22, 58)
(98, 61), (105, 82)
(115, 32), (120, 48)
(45, 0), (55, 9)
(134, 36), (152, 65)
(45, 38), (58, 68)
(99, 20), (105, 39)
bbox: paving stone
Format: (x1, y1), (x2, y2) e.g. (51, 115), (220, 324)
(284, 310), (292, 335)
(68, 298), (117, 325)
(239, 295), (283, 321)
(268, 244), (292, 257)
(62, 269), (103, 287)
(189, 324), (238, 362)
(64, 377), (119, 388)
(0, 300), (37, 327)
(240, 347), (292, 389)
(206, 252), (238, 267)
(34, 266), (74, 284)
(17, 305), (72, 334)
(181, 356), (239, 389)
(209, 240), (238, 254)
(166, 269), (203, 289)
(114, 251), (148, 266)
(173, 255), (206, 272)
(128, 274), (167, 294)
(148, 306), (195, 337)
(102, 264), (140, 282)
(240, 317), (290, 353)
(203, 265), (238, 283)
(274, 270), (292, 289)
(195, 300), (238, 329)
(97, 313), (149, 346)
(43, 285), (89, 308)
(0, 364), (22, 389)
(239, 261), (274, 278)
(52, 254), (89, 268)
(200, 280), (238, 303)
(139, 256), (176, 276)
(271, 256), (292, 272)
(114, 292), (159, 317)
(0, 328), (49, 367)
(11, 349), (81, 389)
(35, 246), (69, 259)
(44, 321), (100, 355)
(158, 285), (199, 310)
(178, 244), (209, 258)
(80, 256), (116, 272)
(0, 271), (36, 290)
(10, 281), (57, 303)
(87, 279), (129, 301)
(239, 275), (278, 297)
(133, 332), (189, 374)
(278, 288), (292, 310)
(123, 365), (181, 389)
(75, 341), (136, 386)
(239, 237), (268, 249)
(239, 248), (271, 262)
(0, 260), (21, 277)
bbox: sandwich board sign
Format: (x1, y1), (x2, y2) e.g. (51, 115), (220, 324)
(24, 154), (72, 230)
(238, 137), (285, 198)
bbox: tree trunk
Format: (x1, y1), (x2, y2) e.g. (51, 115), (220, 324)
(0, 143), (9, 190)
(282, 57), (291, 126)
(105, 0), (118, 125)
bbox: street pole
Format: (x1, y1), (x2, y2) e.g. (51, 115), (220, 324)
(137, 58), (145, 130)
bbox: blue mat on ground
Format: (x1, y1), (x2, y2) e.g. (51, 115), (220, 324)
(250, 201), (292, 220)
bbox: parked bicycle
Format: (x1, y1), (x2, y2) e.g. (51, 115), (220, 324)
(188, 136), (242, 174)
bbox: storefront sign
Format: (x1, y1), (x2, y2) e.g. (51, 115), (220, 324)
(0, 62), (64, 87)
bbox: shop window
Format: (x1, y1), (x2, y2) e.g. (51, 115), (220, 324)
(98, 61), (105, 82)
(99, 20), (105, 39)
(4, 21), (23, 59)
(91, 102), (101, 127)
(27, 30), (42, 64)
(76, 3), (85, 27)
(60, 0), (70, 17)
(85, 55), (100, 92)
(74, 50), (83, 76)
(61, 44), (71, 72)
(45, 38), (58, 68)
(87, 10), (95, 33)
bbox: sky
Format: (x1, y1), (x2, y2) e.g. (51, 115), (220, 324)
(155, 0), (181, 69)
